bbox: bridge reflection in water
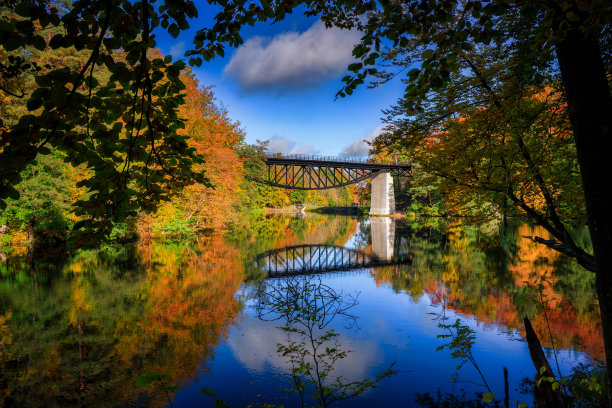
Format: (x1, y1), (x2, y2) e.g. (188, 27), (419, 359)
(256, 217), (410, 277)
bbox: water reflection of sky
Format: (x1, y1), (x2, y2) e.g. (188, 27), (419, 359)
(173, 216), (592, 408)
(0, 215), (600, 407)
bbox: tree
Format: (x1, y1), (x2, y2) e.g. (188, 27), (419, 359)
(0, 0), (204, 245)
(173, 69), (245, 231)
(0, 237), (244, 407)
(289, 189), (308, 205)
(348, 2), (611, 395)
(1, 0), (611, 397)
(376, 81), (586, 228)
(253, 275), (395, 407)
(1, 151), (77, 251)
(190, 0), (611, 397)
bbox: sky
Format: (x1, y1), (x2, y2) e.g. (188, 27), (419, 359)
(155, 7), (405, 157)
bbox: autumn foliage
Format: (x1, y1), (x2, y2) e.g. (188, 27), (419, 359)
(0, 237), (244, 407)
(137, 69), (246, 237)
(371, 222), (604, 360)
(177, 71), (245, 231)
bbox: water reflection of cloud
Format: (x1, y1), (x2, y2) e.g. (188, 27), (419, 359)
(228, 316), (384, 381)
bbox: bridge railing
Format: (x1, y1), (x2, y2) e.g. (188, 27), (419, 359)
(266, 153), (408, 166)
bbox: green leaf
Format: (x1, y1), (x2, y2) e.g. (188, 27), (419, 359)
(0, 19), (13, 32)
(5, 185), (20, 200)
(199, 387), (216, 397)
(72, 220), (88, 230)
(33, 35), (46, 50)
(214, 399), (229, 408)
(168, 23), (180, 38)
(408, 68), (420, 79)
(565, 11), (579, 22)
(481, 392), (495, 402)
(49, 34), (64, 49)
(136, 373), (165, 387)
(14, 2), (33, 17)
(421, 49), (434, 60)
(38, 146), (51, 155)
(26, 95), (43, 111)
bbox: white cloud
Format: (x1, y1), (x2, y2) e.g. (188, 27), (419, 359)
(339, 124), (388, 157)
(291, 144), (318, 155)
(265, 135), (319, 155)
(266, 135), (296, 153)
(224, 21), (360, 93)
(169, 41), (185, 59)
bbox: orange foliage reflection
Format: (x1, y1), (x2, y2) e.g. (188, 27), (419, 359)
(372, 223), (603, 360)
(0, 236), (244, 407)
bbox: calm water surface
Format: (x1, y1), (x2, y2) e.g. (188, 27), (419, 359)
(0, 214), (602, 407)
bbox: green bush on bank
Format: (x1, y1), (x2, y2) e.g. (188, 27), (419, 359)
(152, 219), (196, 240)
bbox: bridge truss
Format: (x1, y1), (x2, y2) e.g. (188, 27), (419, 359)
(263, 154), (411, 190)
(256, 244), (411, 277)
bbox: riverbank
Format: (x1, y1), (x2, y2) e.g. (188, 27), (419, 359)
(262, 204), (402, 217)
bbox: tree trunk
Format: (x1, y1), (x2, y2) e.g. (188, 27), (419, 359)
(504, 366), (509, 408)
(555, 27), (612, 401)
(524, 317), (565, 407)
(0, 224), (7, 264)
(26, 220), (36, 265)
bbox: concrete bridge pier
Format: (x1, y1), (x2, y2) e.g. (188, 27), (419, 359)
(371, 217), (396, 261)
(369, 172), (395, 216)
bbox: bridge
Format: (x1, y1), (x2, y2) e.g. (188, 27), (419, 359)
(263, 154), (412, 215)
(255, 243), (411, 278)
(253, 217), (408, 277)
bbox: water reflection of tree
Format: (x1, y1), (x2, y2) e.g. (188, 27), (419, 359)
(253, 276), (395, 407)
(353, 219), (371, 251)
(372, 220), (603, 359)
(240, 215), (359, 281)
(0, 237), (243, 407)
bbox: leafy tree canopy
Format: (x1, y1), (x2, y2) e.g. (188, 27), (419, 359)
(1, 0), (609, 240)
(1, 0), (609, 244)
(2, 0), (611, 401)
(0, 0), (205, 245)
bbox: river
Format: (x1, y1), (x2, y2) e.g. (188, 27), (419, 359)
(0, 214), (602, 407)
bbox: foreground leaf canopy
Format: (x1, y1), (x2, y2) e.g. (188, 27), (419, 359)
(0, 0), (609, 247)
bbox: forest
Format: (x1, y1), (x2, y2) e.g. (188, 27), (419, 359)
(0, 25), (358, 253)
(0, 0), (611, 406)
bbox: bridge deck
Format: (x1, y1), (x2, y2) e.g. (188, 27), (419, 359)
(266, 154), (411, 172)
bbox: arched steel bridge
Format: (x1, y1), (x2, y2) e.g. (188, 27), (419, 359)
(255, 244), (411, 277)
(263, 154), (411, 190)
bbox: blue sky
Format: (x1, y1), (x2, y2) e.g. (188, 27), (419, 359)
(155, 7), (404, 156)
